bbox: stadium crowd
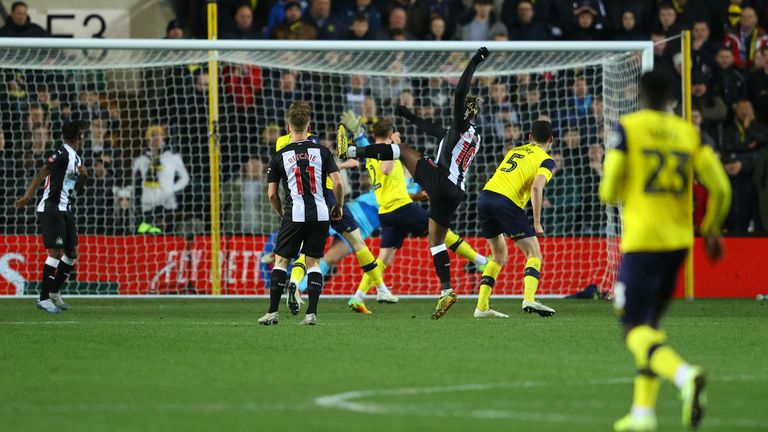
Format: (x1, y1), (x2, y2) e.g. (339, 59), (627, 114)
(0, 0), (767, 236)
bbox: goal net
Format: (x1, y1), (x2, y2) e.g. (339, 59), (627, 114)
(0, 40), (650, 297)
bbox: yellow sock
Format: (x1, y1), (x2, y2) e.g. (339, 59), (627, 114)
(290, 255), (307, 284)
(357, 259), (387, 294)
(649, 345), (686, 383)
(446, 230), (485, 265)
(522, 257), (542, 302)
(627, 325), (686, 384)
(356, 248), (383, 287)
(477, 260), (502, 311)
(632, 374), (661, 409)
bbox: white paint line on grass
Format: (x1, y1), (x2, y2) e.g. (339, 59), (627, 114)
(0, 321), (79, 325)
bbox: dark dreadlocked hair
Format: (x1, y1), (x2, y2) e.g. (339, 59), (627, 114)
(464, 95), (483, 120)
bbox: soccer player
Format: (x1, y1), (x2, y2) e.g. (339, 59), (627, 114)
(14, 121), (88, 313)
(349, 118), (488, 314)
(275, 131), (393, 315)
(600, 71), (732, 431)
(258, 101), (343, 326)
(338, 47), (489, 319)
(475, 120), (557, 319)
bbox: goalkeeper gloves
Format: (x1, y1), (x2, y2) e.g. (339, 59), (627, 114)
(340, 110), (366, 139)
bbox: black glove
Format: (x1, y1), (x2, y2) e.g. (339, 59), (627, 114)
(476, 47), (489, 62)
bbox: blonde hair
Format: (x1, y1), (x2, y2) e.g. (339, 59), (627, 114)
(287, 101), (311, 131)
(145, 124), (166, 141)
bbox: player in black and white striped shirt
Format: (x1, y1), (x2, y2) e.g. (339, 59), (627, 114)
(15, 121), (88, 313)
(337, 47), (488, 319)
(258, 101), (344, 326)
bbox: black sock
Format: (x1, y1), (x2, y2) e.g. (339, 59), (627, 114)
(306, 271), (323, 315)
(40, 260), (58, 301)
(357, 144), (399, 160)
(268, 268), (288, 313)
(51, 259), (74, 294)
(430, 247), (452, 291)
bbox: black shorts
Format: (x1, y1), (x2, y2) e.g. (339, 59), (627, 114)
(477, 190), (535, 240)
(379, 203), (429, 249)
(274, 220), (330, 259)
(38, 211), (78, 250)
(414, 157), (465, 228)
(324, 189), (358, 234)
(615, 249), (688, 327)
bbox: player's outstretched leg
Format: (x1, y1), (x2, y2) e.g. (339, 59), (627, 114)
(474, 234), (508, 318)
(514, 237), (555, 317)
(446, 230), (489, 272)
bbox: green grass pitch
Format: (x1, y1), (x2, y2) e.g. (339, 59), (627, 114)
(1, 298), (765, 432)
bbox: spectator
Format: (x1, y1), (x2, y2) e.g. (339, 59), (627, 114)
(568, 6), (606, 40)
(221, 4), (260, 39)
(240, 157), (277, 234)
(723, 6), (768, 69)
(653, 2), (684, 37)
(691, 20), (718, 76)
(605, 1), (653, 35)
(370, 60), (409, 105)
(342, 0), (383, 36)
(668, 0), (711, 29)
(543, 151), (582, 236)
(380, 6), (414, 40)
(457, 0), (499, 41)
(359, 95), (379, 130)
(691, 104), (716, 147)
(345, 13), (375, 40)
(0, 1), (49, 37)
(426, 14), (447, 40)
(690, 73), (728, 126)
(423, 0), (459, 38)
(344, 74), (369, 113)
(748, 46), (768, 122)
(508, 0), (549, 41)
(303, 0), (344, 40)
(111, 186), (134, 235)
(264, 0), (308, 39)
(570, 1), (610, 35)
(559, 76), (593, 127)
(165, 19), (184, 39)
(81, 150), (115, 234)
(651, 32), (677, 80)
(559, 125), (587, 178)
(271, 0), (318, 39)
(85, 115), (122, 184)
(711, 47), (747, 107)
(502, 0), (555, 30)
(132, 125), (190, 233)
(613, 10), (647, 41)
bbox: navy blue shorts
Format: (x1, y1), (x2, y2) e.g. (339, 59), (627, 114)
(614, 249), (688, 327)
(324, 189), (358, 234)
(477, 190), (534, 240)
(379, 203), (429, 249)
(414, 157), (464, 228)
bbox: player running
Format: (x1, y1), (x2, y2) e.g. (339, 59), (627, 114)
(338, 47), (489, 319)
(600, 71), (732, 431)
(15, 121), (88, 313)
(475, 120), (556, 319)
(258, 101), (343, 326)
(349, 118), (488, 314)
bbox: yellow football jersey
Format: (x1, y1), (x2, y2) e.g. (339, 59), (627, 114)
(483, 143), (555, 209)
(600, 109), (730, 252)
(276, 133), (334, 190)
(366, 158), (412, 214)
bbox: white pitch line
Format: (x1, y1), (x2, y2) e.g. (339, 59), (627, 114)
(0, 321), (79, 325)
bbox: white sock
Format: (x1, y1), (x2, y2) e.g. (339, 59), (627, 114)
(673, 363), (692, 389)
(441, 288), (453, 296)
(348, 146), (357, 158)
(353, 290), (365, 303)
(631, 406), (654, 418)
(390, 144), (400, 159)
(473, 255), (488, 266)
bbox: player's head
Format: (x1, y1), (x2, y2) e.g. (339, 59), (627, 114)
(372, 118), (395, 142)
(529, 120), (553, 149)
(639, 71), (674, 111)
(286, 101), (312, 135)
(62, 121), (85, 148)
(464, 95), (483, 121)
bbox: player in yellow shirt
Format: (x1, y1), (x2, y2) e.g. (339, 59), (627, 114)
(475, 120), (556, 318)
(275, 131), (392, 315)
(348, 119), (488, 313)
(599, 71), (732, 432)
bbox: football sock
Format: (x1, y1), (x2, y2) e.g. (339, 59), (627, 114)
(632, 372), (661, 414)
(40, 257), (59, 301)
(477, 260), (502, 311)
(297, 259), (327, 293)
(352, 143), (400, 160)
(445, 230), (487, 266)
(289, 255), (307, 285)
(430, 244), (452, 291)
(358, 259), (387, 295)
(51, 255), (75, 293)
(627, 325), (689, 390)
(268, 267), (288, 313)
(356, 248), (387, 292)
(523, 257), (542, 302)
(306, 267), (323, 315)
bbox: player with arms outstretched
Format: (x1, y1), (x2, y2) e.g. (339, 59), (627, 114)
(600, 72), (732, 431)
(258, 101), (343, 326)
(475, 120), (556, 318)
(338, 47), (489, 319)
(349, 119), (488, 314)
(15, 121), (88, 313)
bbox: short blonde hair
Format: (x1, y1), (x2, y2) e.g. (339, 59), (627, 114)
(145, 124), (166, 141)
(287, 101), (311, 132)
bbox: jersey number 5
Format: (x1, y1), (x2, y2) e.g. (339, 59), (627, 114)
(293, 166), (317, 195)
(500, 153), (525, 173)
(643, 149), (690, 194)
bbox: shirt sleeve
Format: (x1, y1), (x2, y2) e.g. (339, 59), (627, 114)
(537, 158), (555, 182)
(266, 155), (281, 183)
(44, 149), (63, 169)
(323, 149), (339, 175)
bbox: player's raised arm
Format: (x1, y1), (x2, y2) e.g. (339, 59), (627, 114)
(451, 47), (488, 127)
(599, 126), (628, 205)
(15, 165), (50, 208)
(394, 105), (445, 139)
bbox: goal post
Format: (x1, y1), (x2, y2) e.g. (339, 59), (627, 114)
(0, 38), (652, 297)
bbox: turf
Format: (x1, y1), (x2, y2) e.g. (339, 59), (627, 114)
(0, 298), (765, 432)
